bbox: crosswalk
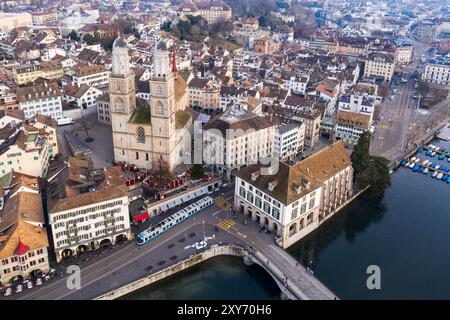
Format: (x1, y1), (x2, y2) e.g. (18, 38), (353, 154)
(214, 197), (231, 210)
(217, 219), (236, 230)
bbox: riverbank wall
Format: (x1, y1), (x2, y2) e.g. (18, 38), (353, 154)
(94, 245), (249, 300)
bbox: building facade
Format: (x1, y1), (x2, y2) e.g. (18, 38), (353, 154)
(203, 104), (276, 178)
(422, 62), (450, 87)
(12, 62), (64, 85)
(234, 141), (353, 249)
(110, 37), (191, 171)
(273, 123), (306, 161)
(0, 175), (49, 285)
(47, 160), (131, 262)
(16, 83), (63, 120)
(364, 52), (395, 81)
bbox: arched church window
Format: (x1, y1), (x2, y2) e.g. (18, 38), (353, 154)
(156, 101), (164, 115)
(137, 127), (145, 143)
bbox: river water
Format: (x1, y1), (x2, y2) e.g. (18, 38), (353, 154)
(123, 139), (450, 300)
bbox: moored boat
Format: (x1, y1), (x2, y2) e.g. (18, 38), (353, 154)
(437, 172), (443, 179)
(432, 171), (439, 178)
(423, 168), (429, 174)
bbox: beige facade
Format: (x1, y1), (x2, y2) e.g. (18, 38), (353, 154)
(364, 53), (395, 81)
(12, 62), (64, 85)
(0, 175), (49, 285)
(395, 46), (413, 64)
(178, 1), (232, 24)
(32, 114), (59, 157)
(110, 38), (191, 172)
(32, 12), (58, 25)
(47, 161), (131, 262)
(188, 78), (220, 113)
(0, 12), (32, 32)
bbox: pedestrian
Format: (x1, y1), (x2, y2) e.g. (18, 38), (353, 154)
(296, 261), (298, 267)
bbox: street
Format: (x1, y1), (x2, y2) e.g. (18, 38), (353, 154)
(370, 39), (449, 163)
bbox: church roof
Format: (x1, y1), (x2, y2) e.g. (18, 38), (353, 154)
(157, 40), (167, 51)
(174, 76), (187, 102)
(113, 36), (127, 49)
(129, 98), (151, 124)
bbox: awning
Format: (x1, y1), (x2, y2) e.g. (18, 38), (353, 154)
(134, 212), (149, 222)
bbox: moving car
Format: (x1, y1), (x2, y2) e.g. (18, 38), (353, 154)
(57, 117), (75, 126)
(195, 240), (207, 250)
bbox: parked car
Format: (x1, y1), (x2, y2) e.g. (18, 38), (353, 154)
(25, 281), (33, 290)
(35, 278), (43, 286)
(4, 287), (12, 296)
(15, 284), (23, 293)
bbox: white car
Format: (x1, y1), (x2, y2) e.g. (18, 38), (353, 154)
(15, 284), (23, 293)
(195, 240), (207, 250)
(4, 287), (12, 297)
(35, 278), (43, 286)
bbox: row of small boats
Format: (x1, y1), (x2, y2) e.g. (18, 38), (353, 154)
(422, 144), (450, 161)
(401, 158), (450, 183)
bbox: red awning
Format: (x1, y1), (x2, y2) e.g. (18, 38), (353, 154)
(14, 238), (30, 256)
(133, 212), (149, 222)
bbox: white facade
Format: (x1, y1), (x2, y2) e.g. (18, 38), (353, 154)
(203, 108), (275, 177)
(234, 142), (353, 248)
(49, 194), (130, 262)
(282, 75), (309, 95)
(72, 70), (110, 88)
(422, 63), (450, 87)
(19, 95), (63, 120)
(234, 174), (322, 249)
(273, 123), (306, 161)
(0, 129), (50, 178)
(63, 85), (103, 109)
(338, 93), (375, 123)
(0, 12), (32, 32)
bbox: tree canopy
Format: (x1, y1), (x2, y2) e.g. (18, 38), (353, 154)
(191, 164), (205, 179)
(351, 131), (391, 198)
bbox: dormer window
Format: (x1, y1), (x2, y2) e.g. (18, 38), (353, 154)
(268, 179), (278, 191)
(293, 183), (302, 194)
(251, 170), (260, 181)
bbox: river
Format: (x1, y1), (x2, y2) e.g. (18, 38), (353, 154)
(123, 139), (450, 300)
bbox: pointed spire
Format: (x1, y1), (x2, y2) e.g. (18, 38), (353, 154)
(172, 49), (177, 76)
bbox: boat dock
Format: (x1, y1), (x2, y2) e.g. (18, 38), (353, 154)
(401, 143), (450, 183)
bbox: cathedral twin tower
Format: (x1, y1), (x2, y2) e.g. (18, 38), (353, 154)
(110, 36), (191, 172)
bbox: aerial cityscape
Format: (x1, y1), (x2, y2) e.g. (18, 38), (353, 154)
(0, 0), (448, 304)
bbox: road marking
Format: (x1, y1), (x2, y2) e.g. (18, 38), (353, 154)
(214, 197), (231, 210)
(217, 219), (236, 230)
